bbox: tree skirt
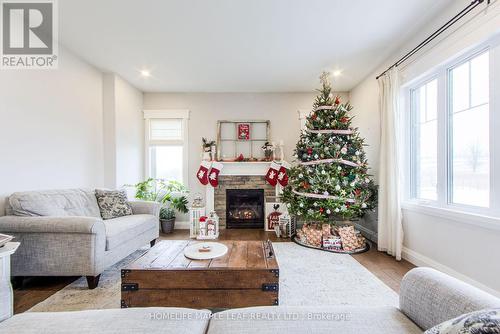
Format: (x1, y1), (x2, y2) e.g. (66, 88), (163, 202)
(292, 235), (370, 254)
(28, 242), (397, 312)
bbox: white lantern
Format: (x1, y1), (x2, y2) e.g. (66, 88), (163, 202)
(189, 206), (206, 238)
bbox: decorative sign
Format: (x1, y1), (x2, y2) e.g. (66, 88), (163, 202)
(238, 123), (250, 140)
(265, 202), (288, 231)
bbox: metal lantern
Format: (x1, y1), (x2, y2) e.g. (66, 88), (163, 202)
(189, 206), (206, 238)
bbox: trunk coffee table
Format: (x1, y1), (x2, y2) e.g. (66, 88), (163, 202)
(121, 240), (279, 309)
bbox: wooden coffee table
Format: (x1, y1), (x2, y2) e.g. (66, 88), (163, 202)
(121, 240), (279, 309)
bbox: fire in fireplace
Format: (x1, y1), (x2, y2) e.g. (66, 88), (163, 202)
(226, 189), (264, 229)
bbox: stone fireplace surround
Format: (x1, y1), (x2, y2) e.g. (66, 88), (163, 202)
(205, 162), (282, 228)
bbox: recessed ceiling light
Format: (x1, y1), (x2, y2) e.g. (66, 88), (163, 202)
(332, 70), (342, 77)
(140, 70), (151, 77)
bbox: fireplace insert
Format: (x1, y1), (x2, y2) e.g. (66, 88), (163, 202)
(226, 189), (264, 229)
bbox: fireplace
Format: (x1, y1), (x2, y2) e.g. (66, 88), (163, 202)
(226, 189), (265, 229)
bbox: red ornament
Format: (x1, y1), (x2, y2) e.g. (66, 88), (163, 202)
(345, 202), (351, 209)
(236, 153), (244, 161)
(311, 113), (317, 120)
(334, 97), (341, 105)
(319, 207), (324, 213)
(354, 189), (361, 196)
(340, 117), (349, 124)
(307, 147), (313, 155)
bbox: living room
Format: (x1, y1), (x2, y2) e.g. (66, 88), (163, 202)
(1, 0), (500, 333)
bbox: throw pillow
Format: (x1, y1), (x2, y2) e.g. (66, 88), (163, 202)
(95, 189), (133, 220)
(424, 308), (500, 334)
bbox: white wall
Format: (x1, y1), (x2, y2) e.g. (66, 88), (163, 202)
(103, 74), (144, 188)
(0, 47), (104, 215)
(143, 92), (350, 199)
(350, 0), (500, 295)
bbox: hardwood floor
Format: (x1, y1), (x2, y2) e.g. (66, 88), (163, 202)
(13, 229), (414, 314)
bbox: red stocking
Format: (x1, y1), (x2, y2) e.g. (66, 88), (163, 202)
(196, 161), (212, 185)
(265, 162), (280, 187)
(208, 162), (223, 187)
(277, 162), (290, 187)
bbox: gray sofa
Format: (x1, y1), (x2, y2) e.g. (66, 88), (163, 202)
(0, 267), (499, 333)
(0, 189), (160, 289)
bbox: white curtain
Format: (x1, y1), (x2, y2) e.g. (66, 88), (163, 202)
(377, 68), (404, 260)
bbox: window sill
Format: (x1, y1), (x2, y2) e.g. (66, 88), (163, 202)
(401, 201), (500, 232)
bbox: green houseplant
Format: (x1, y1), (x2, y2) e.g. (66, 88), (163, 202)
(130, 178), (189, 233)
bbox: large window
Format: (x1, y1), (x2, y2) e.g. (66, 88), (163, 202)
(449, 51), (489, 207)
(144, 111), (189, 185)
(410, 79), (438, 200)
(407, 42), (498, 216)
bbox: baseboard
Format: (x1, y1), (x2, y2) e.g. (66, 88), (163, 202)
(174, 221), (190, 230)
(402, 246), (500, 298)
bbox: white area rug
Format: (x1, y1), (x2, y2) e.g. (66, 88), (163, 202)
(28, 242), (397, 312)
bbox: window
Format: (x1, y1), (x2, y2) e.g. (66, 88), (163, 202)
(411, 79), (438, 200)
(449, 52), (489, 207)
(144, 110), (189, 185)
(406, 41), (498, 217)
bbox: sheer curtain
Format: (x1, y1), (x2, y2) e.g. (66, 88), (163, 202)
(377, 68), (404, 260)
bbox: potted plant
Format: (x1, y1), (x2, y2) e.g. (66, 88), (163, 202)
(159, 207), (176, 233)
(130, 178), (189, 233)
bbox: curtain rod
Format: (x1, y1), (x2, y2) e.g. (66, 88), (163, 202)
(376, 0), (490, 80)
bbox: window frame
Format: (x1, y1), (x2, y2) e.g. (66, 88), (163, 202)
(403, 37), (500, 220)
(143, 110), (190, 187)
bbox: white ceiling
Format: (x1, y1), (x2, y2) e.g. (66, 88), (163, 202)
(59, 0), (453, 92)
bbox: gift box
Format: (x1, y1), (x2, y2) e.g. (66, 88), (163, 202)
(322, 236), (342, 250)
(338, 225), (366, 251)
(301, 223), (322, 248)
(321, 224), (332, 237)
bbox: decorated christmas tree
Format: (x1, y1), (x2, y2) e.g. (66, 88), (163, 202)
(282, 72), (376, 223)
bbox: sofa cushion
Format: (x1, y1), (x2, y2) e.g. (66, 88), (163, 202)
(424, 308), (500, 334)
(207, 306), (423, 334)
(104, 214), (158, 250)
(95, 189), (133, 220)
(8, 189), (101, 218)
(0, 307), (211, 334)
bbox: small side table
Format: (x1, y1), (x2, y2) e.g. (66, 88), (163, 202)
(0, 242), (20, 321)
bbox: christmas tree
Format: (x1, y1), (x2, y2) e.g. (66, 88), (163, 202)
(282, 72), (376, 222)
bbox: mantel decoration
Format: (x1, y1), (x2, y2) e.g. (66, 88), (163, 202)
(201, 137), (216, 161)
(216, 120), (270, 161)
(282, 72), (377, 254)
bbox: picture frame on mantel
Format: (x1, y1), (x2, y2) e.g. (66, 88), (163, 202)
(216, 120), (270, 161)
